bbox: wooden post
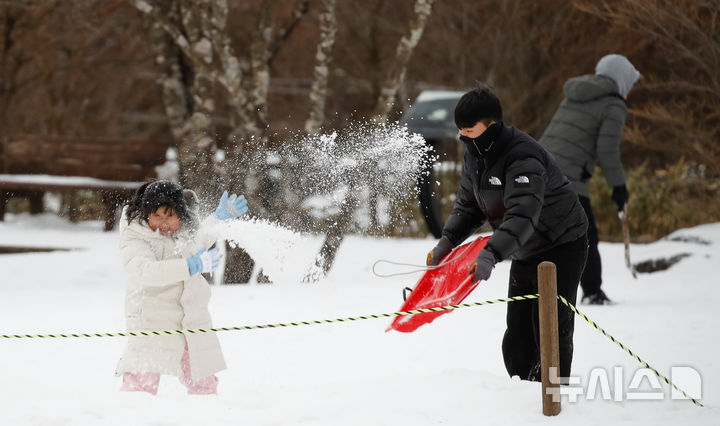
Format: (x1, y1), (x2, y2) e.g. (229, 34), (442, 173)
(102, 191), (118, 232)
(29, 190), (44, 214)
(538, 261), (561, 416)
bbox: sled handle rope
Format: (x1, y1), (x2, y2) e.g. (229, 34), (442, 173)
(0, 294), (702, 406)
(371, 240), (477, 278)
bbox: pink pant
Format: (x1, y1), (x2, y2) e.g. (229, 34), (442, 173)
(121, 346), (218, 395)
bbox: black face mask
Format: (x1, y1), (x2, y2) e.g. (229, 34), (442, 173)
(459, 122), (503, 157)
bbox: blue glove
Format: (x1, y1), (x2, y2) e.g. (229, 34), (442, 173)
(469, 249), (497, 283)
(214, 190), (248, 220)
(187, 248), (222, 275)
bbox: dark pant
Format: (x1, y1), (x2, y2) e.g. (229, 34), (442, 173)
(578, 196), (602, 295)
(501, 235), (588, 381)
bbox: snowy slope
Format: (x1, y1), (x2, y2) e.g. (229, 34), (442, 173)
(0, 213), (717, 425)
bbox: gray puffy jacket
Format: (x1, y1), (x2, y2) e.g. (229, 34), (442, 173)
(539, 75), (628, 197)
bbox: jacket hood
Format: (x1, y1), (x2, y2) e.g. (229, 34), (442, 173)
(595, 53), (640, 98)
(563, 75), (621, 103)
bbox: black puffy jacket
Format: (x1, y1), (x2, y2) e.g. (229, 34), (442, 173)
(443, 124), (588, 261)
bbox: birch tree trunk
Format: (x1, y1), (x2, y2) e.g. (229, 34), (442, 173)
(150, 20), (190, 147)
(246, 0), (310, 139)
(248, 0), (275, 137)
(373, 0), (435, 119)
(132, 0), (221, 197)
(307, 0), (436, 281)
(274, 0), (336, 235)
(178, 0), (224, 197)
(131, 0), (310, 191)
(304, 0), (337, 134)
(303, 194), (358, 282)
(131, 0), (311, 283)
(131, 0), (258, 194)
(130, 0), (261, 144)
(187, 0), (258, 284)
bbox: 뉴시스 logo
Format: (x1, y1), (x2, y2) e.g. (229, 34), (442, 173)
(547, 366), (702, 403)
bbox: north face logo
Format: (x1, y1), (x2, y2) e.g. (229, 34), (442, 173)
(514, 176), (530, 184)
(489, 176), (502, 185)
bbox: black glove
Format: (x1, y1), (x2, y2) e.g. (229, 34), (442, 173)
(427, 236), (454, 266)
(469, 249), (498, 282)
(611, 185), (629, 211)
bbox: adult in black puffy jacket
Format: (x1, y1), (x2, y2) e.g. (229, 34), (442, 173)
(426, 86), (588, 381)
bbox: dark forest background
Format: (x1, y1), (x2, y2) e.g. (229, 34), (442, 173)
(2, 0), (718, 243)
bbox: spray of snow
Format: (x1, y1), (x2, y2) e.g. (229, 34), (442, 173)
(205, 218), (317, 283)
(280, 120), (435, 232)
(188, 121), (434, 282)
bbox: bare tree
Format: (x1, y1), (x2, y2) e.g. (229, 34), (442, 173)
(129, 0), (310, 192)
(372, 0), (435, 119)
(304, 0), (337, 135)
(266, 0), (336, 229)
(147, 0), (224, 197)
(5, 0), (719, 248)
(130, 0), (311, 282)
(306, 0), (437, 280)
(573, 0), (720, 172)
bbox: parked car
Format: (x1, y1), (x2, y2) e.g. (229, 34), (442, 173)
(401, 90), (463, 238)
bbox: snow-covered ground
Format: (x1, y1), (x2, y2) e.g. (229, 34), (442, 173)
(0, 213), (717, 425)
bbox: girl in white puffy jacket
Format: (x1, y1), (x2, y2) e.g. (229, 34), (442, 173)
(116, 180), (247, 395)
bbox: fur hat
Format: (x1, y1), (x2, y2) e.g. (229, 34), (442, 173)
(183, 189), (200, 217)
(142, 180), (184, 209)
(126, 180), (199, 230)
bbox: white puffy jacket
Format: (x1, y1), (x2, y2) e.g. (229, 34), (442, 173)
(115, 207), (226, 380)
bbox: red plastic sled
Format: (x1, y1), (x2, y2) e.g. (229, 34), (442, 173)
(387, 236), (490, 333)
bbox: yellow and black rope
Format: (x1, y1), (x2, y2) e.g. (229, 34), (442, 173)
(0, 294), (539, 340)
(558, 295), (703, 407)
(0, 292), (703, 407)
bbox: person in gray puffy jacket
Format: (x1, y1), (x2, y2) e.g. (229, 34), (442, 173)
(539, 54), (640, 305)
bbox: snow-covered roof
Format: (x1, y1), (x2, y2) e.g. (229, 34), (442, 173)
(415, 90), (464, 102)
(0, 174), (144, 190)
